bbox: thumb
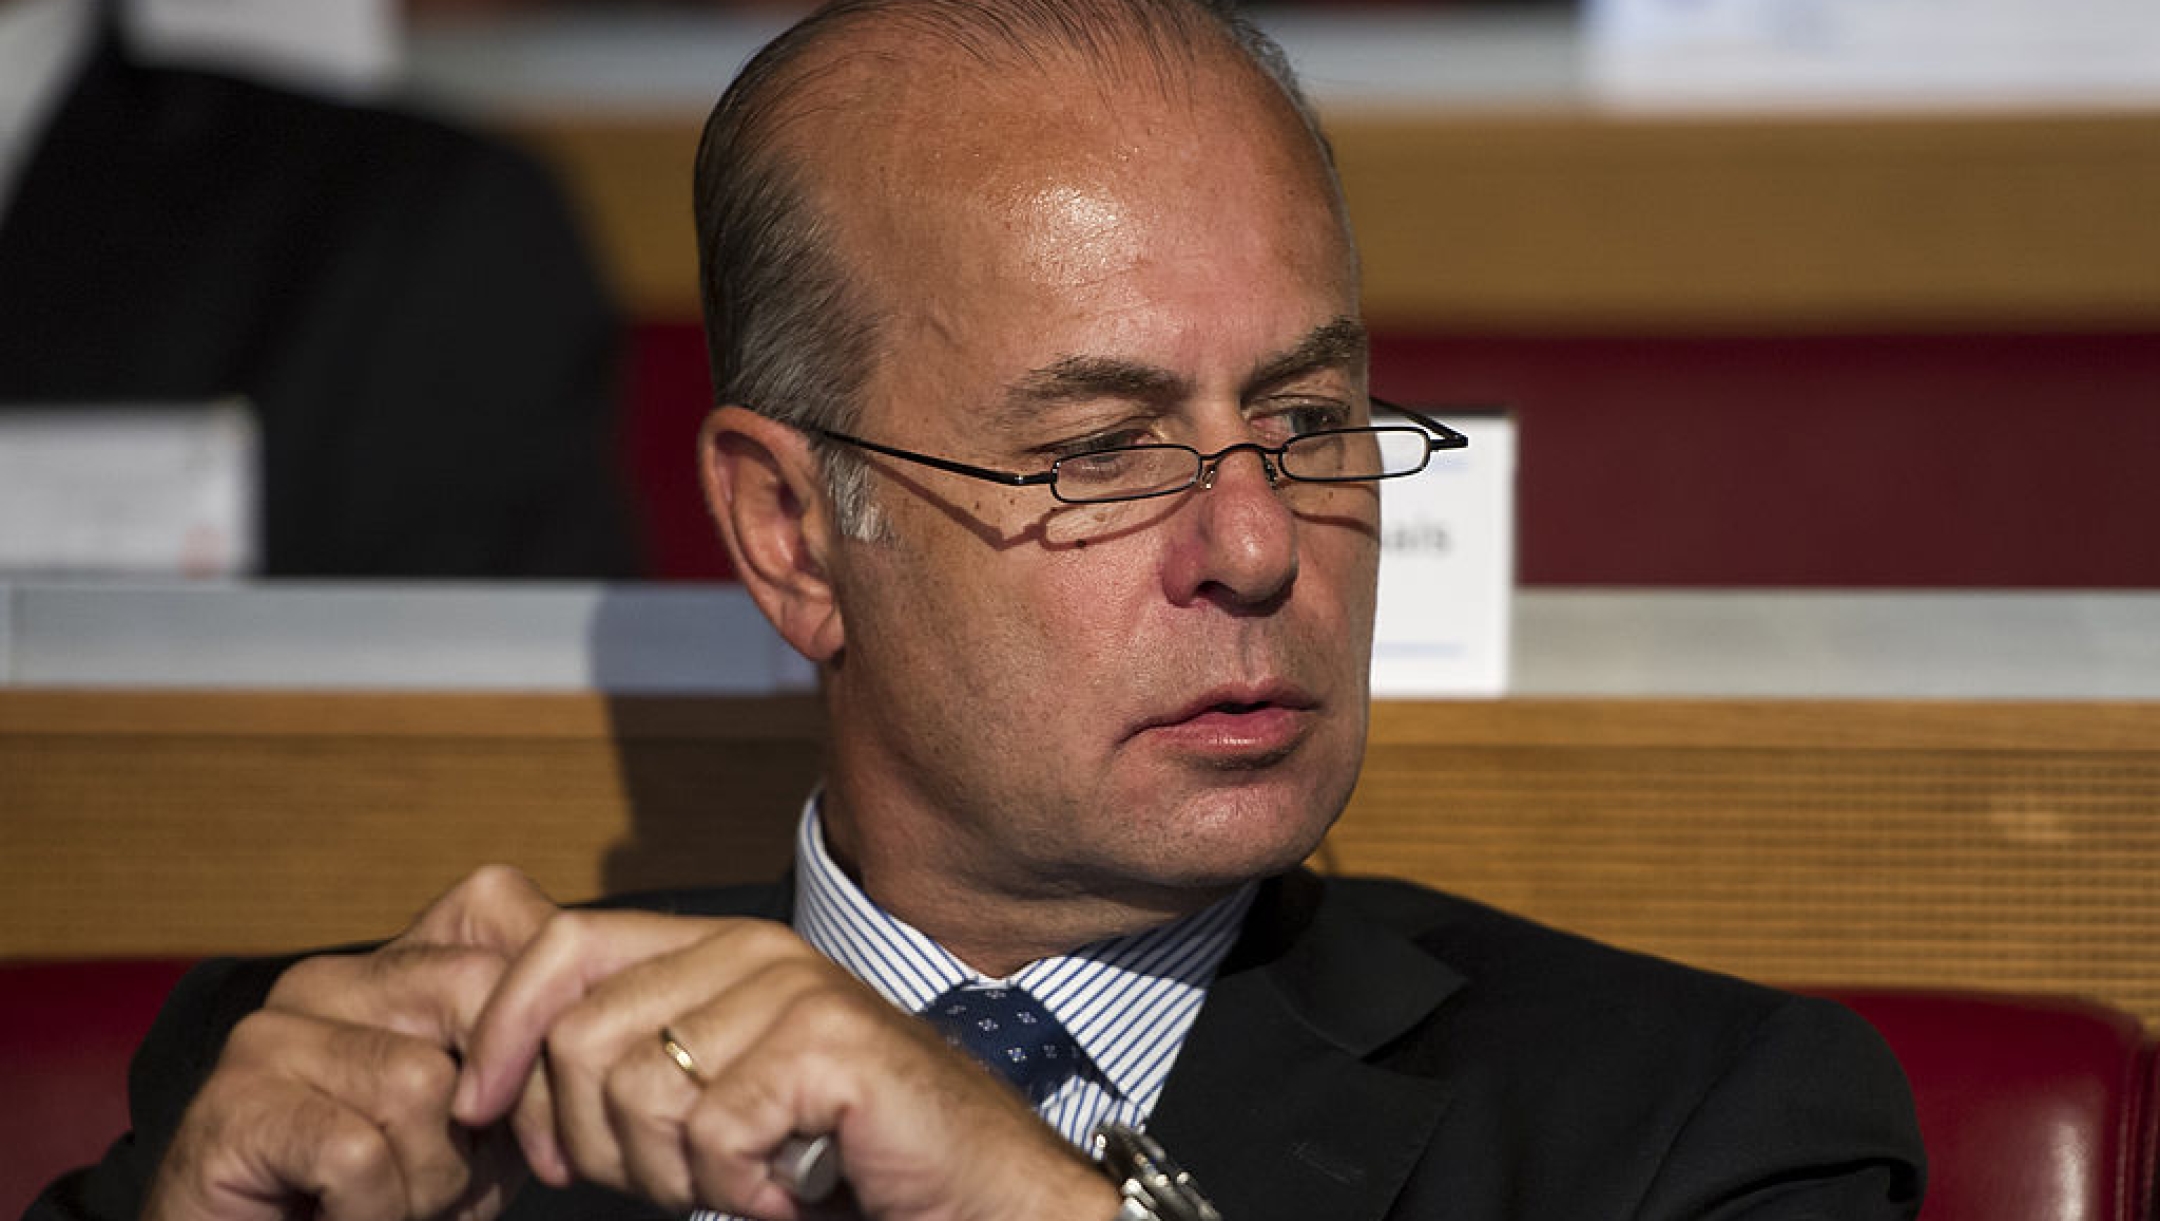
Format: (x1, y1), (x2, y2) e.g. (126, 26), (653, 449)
(401, 865), (559, 958)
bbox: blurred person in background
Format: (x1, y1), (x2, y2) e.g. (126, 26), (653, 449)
(0, 0), (638, 577)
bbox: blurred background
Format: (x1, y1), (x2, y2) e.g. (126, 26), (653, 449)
(6, 0), (2155, 586)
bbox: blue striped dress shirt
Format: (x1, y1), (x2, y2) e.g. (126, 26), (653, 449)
(692, 797), (1253, 1220)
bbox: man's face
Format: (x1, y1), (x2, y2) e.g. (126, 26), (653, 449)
(813, 54), (1377, 918)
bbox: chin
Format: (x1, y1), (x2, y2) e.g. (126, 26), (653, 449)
(1139, 781), (1343, 888)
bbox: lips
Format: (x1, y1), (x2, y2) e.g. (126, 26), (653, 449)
(1128, 681), (1320, 755)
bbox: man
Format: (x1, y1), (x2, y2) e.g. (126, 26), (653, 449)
(28, 2), (1925, 1219)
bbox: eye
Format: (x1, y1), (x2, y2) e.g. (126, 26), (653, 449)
(1251, 400), (1354, 444)
(1043, 427), (1156, 463)
(1057, 447), (1150, 479)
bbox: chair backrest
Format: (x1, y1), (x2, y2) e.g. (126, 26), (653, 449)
(0, 958), (195, 1215)
(4, 967), (2153, 1221)
(1821, 989), (2156, 1221)
(2140, 1047), (2159, 1221)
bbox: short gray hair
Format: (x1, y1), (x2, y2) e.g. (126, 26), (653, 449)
(692, 0), (1340, 538)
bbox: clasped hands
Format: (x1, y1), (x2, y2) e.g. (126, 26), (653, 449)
(145, 867), (1115, 1221)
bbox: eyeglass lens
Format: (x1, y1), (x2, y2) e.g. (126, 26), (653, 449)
(1053, 427), (1432, 504)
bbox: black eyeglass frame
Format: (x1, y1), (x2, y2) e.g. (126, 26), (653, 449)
(800, 397), (1471, 506)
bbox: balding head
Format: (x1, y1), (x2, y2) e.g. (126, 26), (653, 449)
(692, 0), (1347, 536)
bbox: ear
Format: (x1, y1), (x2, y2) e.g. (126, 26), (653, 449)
(699, 406), (846, 663)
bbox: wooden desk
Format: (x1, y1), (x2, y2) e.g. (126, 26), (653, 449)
(7, 691), (2156, 1022)
(515, 110), (2160, 331)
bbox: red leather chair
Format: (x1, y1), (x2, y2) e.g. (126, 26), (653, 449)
(6, 963), (2155, 1220)
(1, 959), (195, 1215)
(2140, 1047), (2160, 1221)
(1820, 989), (2157, 1221)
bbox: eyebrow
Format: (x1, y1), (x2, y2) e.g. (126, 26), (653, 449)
(993, 315), (1370, 431)
(1248, 315), (1369, 390)
(996, 358), (1188, 432)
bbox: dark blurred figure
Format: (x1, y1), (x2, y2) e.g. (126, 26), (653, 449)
(0, 0), (638, 577)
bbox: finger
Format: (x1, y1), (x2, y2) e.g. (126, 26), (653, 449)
(595, 961), (836, 1211)
(508, 1058), (571, 1188)
(267, 944), (505, 1049)
(146, 1073), (410, 1221)
(680, 1028), (842, 1221)
(669, 969), (906, 1217)
(601, 1035), (704, 1210)
(155, 1009), (487, 1221)
(525, 923), (821, 1194)
(452, 909), (717, 1127)
(680, 984), (1093, 1221)
(249, 1012), (480, 1218)
(400, 865), (561, 958)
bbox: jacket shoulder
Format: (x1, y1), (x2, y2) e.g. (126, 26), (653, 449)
(1310, 875), (1924, 1216)
(1322, 873), (1791, 1025)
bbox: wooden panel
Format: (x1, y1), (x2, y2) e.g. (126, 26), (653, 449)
(7, 692), (2159, 1029)
(1330, 700), (2160, 1023)
(1335, 111), (2160, 331)
(0, 693), (822, 957)
(509, 110), (2160, 329)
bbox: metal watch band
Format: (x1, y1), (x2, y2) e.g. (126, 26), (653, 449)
(1092, 1122), (1223, 1221)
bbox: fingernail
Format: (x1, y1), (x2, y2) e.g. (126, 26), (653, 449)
(534, 1137), (570, 1187)
(451, 1070), (480, 1119)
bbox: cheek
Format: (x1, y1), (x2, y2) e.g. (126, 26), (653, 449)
(1307, 491), (1384, 590)
(1026, 555), (1155, 670)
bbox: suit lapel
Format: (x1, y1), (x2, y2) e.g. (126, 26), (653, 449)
(1149, 872), (1462, 1221)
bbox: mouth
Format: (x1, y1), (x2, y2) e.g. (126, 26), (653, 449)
(1128, 683), (1321, 758)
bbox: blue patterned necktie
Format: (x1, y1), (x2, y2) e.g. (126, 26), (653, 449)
(921, 983), (1084, 1103)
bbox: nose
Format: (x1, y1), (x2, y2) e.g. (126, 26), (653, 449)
(1163, 443), (1299, 610)
(1198, 442), (1282, 492)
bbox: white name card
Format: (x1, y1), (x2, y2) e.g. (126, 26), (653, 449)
(0, 402), (261, 578)
(130, 0), (400, 98)
(1372, 412), (1515, 698)
(1589, 0), (2160, 111)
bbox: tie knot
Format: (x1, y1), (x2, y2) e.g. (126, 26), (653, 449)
(921, 984), (1084, 1103)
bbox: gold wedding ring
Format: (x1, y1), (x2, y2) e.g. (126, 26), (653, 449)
(659, 1026), (703, 1083)
(657, 1024), (842, 1201)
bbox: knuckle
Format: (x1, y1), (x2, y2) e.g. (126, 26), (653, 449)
(456, 863), (539, 909)
(264, 952), (356, 1010)
(777, 977), (881, 1044)
(680, 1095), (743, 1155)
(727, 918), (809, 962)
(373, 1043), (457, 1118)
(542, 1001), (611, 1070)
(410, 1165), (476, 1219)
(218, 1009), (304, 1068)
(314, 1119), (397, 1187)
(432, 943), (513, 1004)
(535, 907), (601, 957)
(599, 1064), (641, 1120)
(409, 864), (548, 949)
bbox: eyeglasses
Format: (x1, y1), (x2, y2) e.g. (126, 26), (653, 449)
(802, 398), (1469, 506)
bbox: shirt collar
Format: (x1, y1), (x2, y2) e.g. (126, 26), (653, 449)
(790, 795), (1255, 1111)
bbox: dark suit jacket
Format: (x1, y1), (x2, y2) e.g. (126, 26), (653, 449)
(0, 26), (636, 577)
(27, 871), (1925, 1221)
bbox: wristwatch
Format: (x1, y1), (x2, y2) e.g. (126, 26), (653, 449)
(1091, 1122), (1223, 1221)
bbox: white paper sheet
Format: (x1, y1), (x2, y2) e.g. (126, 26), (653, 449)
(0, 401), (260, 578)
(1589, 0), (2160, 111)
(1371, 413), (1516, 698)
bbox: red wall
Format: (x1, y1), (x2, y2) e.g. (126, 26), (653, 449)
(627, 322), (2160, 587)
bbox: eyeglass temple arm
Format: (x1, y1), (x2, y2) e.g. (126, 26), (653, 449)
(1372, 397), (1476, 451)
(808, 426), (1056, 488)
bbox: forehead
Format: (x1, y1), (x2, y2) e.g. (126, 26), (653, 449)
(780, 29), (1356, 404)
